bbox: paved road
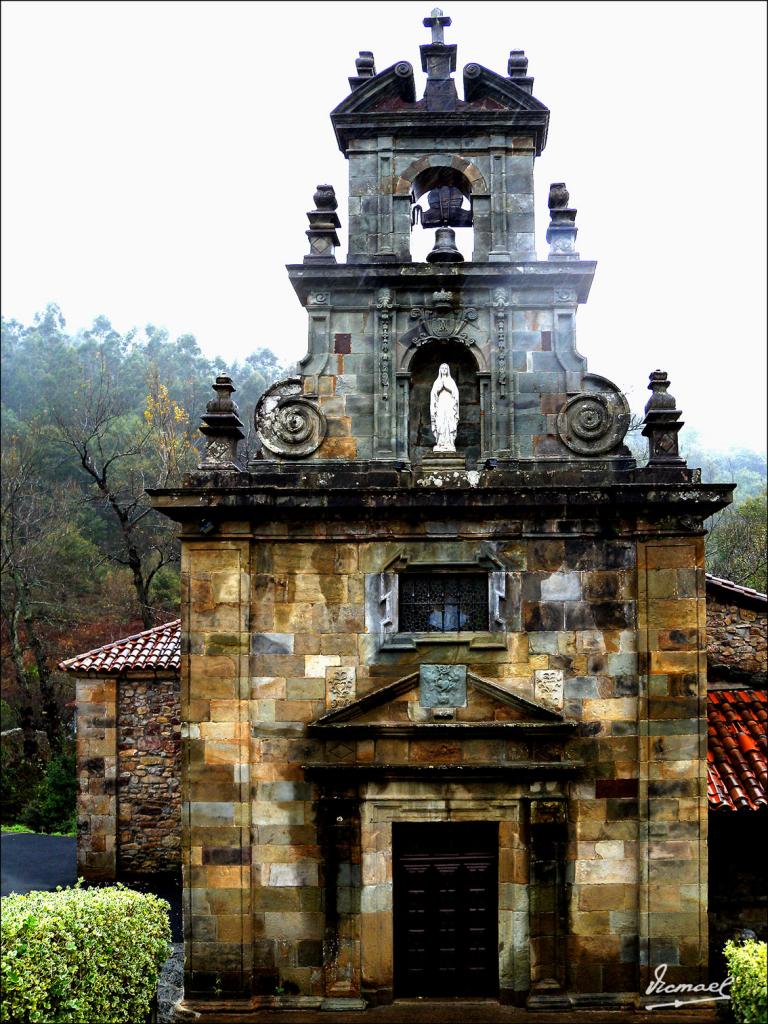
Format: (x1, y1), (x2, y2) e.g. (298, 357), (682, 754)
(1, 832), (76, 896)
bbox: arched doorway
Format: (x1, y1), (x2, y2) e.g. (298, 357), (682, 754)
(407, 340), (482, 467)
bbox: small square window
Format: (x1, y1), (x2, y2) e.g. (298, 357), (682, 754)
(398, 573), (489, 632)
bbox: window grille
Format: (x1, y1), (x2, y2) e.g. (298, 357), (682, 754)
(398, 573), (488, 632)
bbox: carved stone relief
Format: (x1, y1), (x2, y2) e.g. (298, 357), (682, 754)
(402, 289), (486, 357)
(326, 667), (356, 709)
(419, 664), (468, 708)
(534, 669), (564, 711)
(556, 377), (630, 456)
(255, 378), (327, 458)
(493, 287), (508, 401)
(203, 438), (235, 467)
(377, 288), (393, 403)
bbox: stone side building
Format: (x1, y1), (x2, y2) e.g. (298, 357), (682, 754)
(61, 620), (181, 880)
(141, 10), (738, 1013)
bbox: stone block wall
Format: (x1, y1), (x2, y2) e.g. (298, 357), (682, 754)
(76, 673), (181, 880)
(179, 516), (709, 1002)
(290, 285), (592, 467)
(182, 538), (253, 997)
(346, 140), (536, 262)
(706, 595), (767, 685)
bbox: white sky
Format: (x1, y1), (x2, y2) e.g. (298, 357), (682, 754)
(2, 0), (766, 453)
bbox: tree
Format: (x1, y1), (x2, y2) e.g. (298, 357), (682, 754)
(0, 424), (97, 754)
(52, 355), (194, 629)
(706, 489), (768, 593)
(2, 308), (287, 638)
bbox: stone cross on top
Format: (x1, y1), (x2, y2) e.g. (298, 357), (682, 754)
(420, 7), (457, 107)
(423, 7), (451, 44)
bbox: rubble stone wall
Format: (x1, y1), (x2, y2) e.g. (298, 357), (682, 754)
(706, 596), (767, 684)
(117, 676), (181, 875)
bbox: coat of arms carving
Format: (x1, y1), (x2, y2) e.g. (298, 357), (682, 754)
(403, 289), (486, 351)
(326, 667), (356, 709)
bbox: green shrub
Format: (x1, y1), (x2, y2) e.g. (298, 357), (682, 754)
(1, 883), (171, 1023)
(21, 747), (77, 835)
(0, 699), (19, 732)
(724, 939), (767, 1024)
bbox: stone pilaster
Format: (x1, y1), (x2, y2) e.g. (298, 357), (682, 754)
(76, 677), (117, 880)
(637, 537), (708, 988)
(181, 532), (252, 999)
(500, 807), (529, 1004)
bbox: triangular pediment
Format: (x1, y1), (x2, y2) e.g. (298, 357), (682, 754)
(461, 64), (550, 114)
(331, 61), (550, 154)
(331, 63), (417, 118)
(309, 670), (572, 735)
(332, 63), (549, 117)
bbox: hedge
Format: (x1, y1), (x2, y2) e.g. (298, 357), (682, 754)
(724, 939), (767, 1024)
(1, 883), (171, 1023)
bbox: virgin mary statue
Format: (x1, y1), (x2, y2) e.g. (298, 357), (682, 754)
(430, 363), (460, 453)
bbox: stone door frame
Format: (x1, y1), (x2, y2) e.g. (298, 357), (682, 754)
(359, 781), (531, 1005)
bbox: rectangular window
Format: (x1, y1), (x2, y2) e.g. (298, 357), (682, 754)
(398, 573), (488, 632)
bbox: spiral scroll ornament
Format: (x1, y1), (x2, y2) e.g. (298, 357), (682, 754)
(255, 379), (327, 458)
(556, 389), (629, 456)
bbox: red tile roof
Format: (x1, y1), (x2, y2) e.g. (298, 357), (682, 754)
(707, 689), (768, 811)
(706, 574), (767, 608)
(59, 620), (180, 676)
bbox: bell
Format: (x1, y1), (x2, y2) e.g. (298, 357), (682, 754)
(426, 226), (464, 263)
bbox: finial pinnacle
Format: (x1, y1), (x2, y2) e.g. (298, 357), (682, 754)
(641, 369), (686, 468)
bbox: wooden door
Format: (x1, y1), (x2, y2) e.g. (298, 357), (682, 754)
(393, 822), (499, 998)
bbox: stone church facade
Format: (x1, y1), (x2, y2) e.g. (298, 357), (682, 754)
(146, 11), (735, 1012)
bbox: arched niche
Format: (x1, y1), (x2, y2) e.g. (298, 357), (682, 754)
(407, 340), (483, 467)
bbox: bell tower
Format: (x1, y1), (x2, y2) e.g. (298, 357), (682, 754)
(334, 7), (548, 265)
(151, 7), (733, 1013)
(277, 6), (627, 471)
